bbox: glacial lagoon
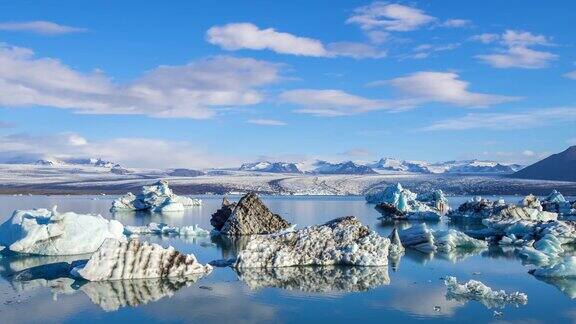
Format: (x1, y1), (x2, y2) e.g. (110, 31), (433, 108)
(0, 195), (575, 323)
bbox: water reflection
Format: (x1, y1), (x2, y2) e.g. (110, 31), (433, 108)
(236, 266), (390, 293)
(78, 275), (203, 311)
(533, 276), (576, 299)
(210, 234), (250, 259)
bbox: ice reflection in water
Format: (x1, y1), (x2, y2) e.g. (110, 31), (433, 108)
(236, 266), (390, 293)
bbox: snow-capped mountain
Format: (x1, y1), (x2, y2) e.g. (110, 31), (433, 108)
(35, 158), (66, 166)
(371, 158), (522, 174)
(309, 161), (377, 175)
(239, 161), (302, 173)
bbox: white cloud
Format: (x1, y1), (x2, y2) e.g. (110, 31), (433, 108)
(441, 19), (471, 28)
(473, 30), (557, 69)
(564, 71), (576, 80)
(0, 133), (242, 169)
(326, 42), (386, 59)
(279, 89), (390, 116)
(0, 21), (86, 35)
(206, 23), (327, 57)
(374, 71), (519, 106)
(282, 72), (516, 117)
(423, 107), (576, 131)
(247, 119), (287, 126)
(339, 148), (373, 157)
(347, 2), (435, 32)
(206, 23), (384, 58)
(0, 43), (282, 119)
(407, 43), (460, 59)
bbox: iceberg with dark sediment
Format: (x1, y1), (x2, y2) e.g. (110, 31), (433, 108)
(448, 196), (508, 220)
(125, 222), (209, 237)
(444, 276), (528, 309)
(213, 193), (291, 235)
(236, 266), (390, 292)
(0, 206), (125, 255)
(234, 216), (389, 268)
(366, 183), (448, 220)
(111, 180), (201, 213)
(71, 239), (212, 281)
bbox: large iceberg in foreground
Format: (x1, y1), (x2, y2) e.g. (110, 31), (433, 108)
(366, 183), (448, 220)
(213, 193), (291, 235)
(234, 216), (389, 268)
(72, 239), (212, 281)
(444, 276), (528, 309)
(111, 180), (201, 213)
(0, 206), (125, 255)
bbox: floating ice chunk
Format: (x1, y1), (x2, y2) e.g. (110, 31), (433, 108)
(235, 266), (390, 292)
(444, 276), (528, 309)
(71, 239), (212, 281)
(368, 183), (446, 220)
(124, 222), (209, 237)
(0, 206), (125, 256)
(434, 229), (488, 252)
(111, 180), (201, 213)
(388, 227), (405, 256)
(542, 190), (574, 217)
(234, 216), (389, 268)
(398, 223), (436, 253)
(520, 194), (542, 210)
(448, 196), (508, 219)
(398, 224), (486, 254)
(530, 256), (576, 278)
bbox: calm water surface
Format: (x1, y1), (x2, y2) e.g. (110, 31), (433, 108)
(0, 195), (574, 323)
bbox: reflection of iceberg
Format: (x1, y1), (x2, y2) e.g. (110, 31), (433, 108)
(236, 266), (390, 292)
(211, 234), (250, 259)
(532, 276), (576, 299)
(444, 276), (528, 309)
(78, 275), (203, 311)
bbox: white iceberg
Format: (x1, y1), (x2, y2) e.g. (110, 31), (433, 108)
(530, 256), (576, 278)
(0, 206), (125, 255)
(111, 180), (201, 213)
(397, 224), (486, 253)
(125, 222), (209, 237)
(444, 276), (528, 309)
(71, 238), (212, 281)
(367, 183), (446, 220)
(234, 216), (390, 268)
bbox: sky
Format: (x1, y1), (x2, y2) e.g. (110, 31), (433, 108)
(0, 0), (575, 169)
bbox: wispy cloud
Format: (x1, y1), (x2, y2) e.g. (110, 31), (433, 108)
(372, 71), (519, 107)
(564, 71), (576, 80)
(206, 22), (385, 59)
(0, 21), (86, 35)
(347, 2), (436, 32)
(0, 43), (283, 119)
(406, 43), (460, 59)
(279, 89), (390, 116)
(422, 107), (576, 131)
(0, 133), (242, 168)
(339, 148), (373, 157)
(473, 30), (557, 69)
(440, 19), (471, 28)
(247, 119), (287, 126)
(282, 71), (517, 117)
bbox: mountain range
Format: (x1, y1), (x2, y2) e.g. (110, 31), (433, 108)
(239, 158), (523, 175)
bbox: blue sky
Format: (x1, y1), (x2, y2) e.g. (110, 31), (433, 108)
(0, 0), (575, 168)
